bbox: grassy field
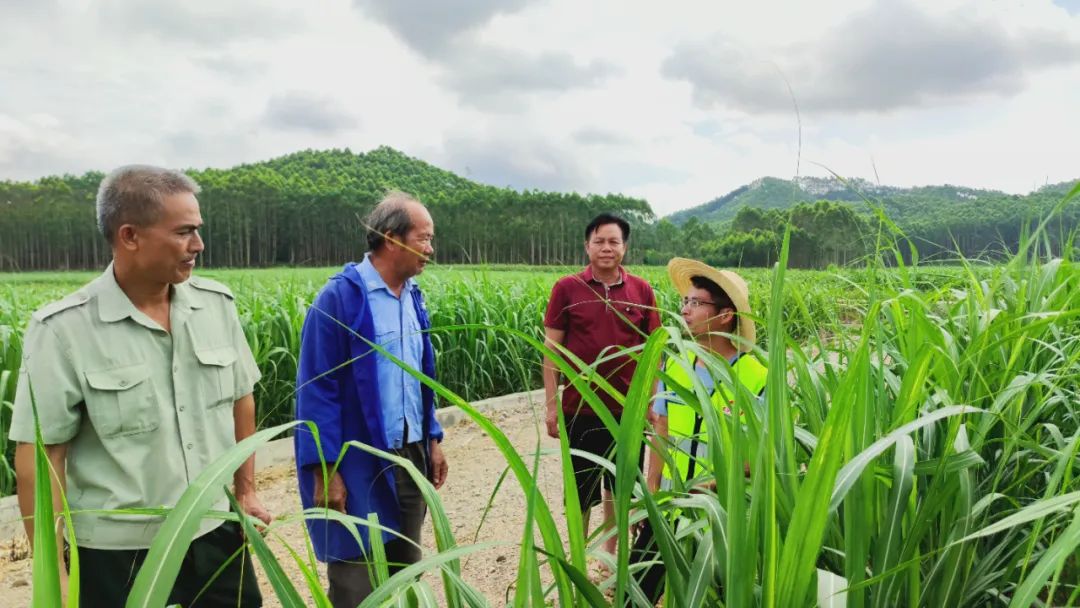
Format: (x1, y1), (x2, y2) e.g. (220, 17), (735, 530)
(0, 263), (979, 500)
(8, 247), (1080, 606)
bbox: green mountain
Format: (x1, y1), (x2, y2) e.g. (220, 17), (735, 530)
(655, 175), (1078, 266)
(665, 175), (1033, 225)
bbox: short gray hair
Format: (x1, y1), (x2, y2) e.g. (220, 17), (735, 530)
(365, 190), (419, 251)
(96, 165), (201, 244)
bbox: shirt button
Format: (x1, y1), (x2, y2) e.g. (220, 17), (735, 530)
(173, 365), (179, 373)
(186, 443), (193, 450)
(179, 406), (185, 412)
(119, 380), (128, 387)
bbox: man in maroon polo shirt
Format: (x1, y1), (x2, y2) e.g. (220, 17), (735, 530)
(543, 213), (661, 555)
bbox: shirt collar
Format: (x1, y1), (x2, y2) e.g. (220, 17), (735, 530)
(96, 262), (202, 326)
(96, 263), (138, 323)
(357, 253), (415, 295)
(581, 264), (625, 286)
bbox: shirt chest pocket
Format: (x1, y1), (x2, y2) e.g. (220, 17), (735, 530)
(84, 363), (159, 438)
(194, 345), (238, 409)
(374, 311), (422, 359)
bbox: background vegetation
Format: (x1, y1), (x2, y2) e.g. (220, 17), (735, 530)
(2, 264), (977, 498)
(22, 212), (1080, 606)
(1, 147), (1075, 271)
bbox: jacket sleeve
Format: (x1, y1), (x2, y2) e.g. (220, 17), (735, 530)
(295, 283), (348, 468)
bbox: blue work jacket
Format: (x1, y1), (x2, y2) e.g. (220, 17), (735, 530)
(294, 263), (444, 562)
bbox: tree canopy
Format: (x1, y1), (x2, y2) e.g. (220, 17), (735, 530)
(1, 148), (1075, 271)
(0, 147), (654, 270)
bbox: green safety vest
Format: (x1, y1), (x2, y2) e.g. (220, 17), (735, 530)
(662, 351), (768, 483)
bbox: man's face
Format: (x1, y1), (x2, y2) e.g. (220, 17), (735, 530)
(681, 286), (733, 337)
(127, 191), (204, 284)
(585, 223), (626, 272)
(394, 203), (435, 278)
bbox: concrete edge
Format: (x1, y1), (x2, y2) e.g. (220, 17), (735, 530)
(0, 388), (545, 542)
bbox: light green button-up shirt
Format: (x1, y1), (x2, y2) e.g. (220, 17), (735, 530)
(9, 264), (261, 550)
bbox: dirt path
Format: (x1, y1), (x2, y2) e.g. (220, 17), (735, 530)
(0, 402), (597, 606)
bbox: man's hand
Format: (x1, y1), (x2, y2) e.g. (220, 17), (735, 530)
(313, 470), (347, 512)
(542, 327), (566, 440)
(689, 478), (718, 494)
(430, 440), (449, 489)
(545, 406), (560, 439)
(236, 489), (273, 528)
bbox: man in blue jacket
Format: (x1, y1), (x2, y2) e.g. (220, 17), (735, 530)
(295, 191), (449, 606)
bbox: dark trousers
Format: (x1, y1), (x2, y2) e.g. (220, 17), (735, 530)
(628, 520), (669, 605)
(566, 414), (617, 512)
(327, 441), (428, 608)
(74, 521), (261, 608)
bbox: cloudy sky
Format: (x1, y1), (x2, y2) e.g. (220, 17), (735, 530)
(2, 0), (1078, 215)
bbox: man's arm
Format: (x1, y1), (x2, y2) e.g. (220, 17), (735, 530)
(15, 441), (68, 591)
(295, 288), (349, 511)
(232, 393), (271, 525)
(429, 439), (448, 489)
(646, 415), (668, 494)
(15, 441), (67, 547)
(543, 327), (567, 439)
(9, 319), (82, 571)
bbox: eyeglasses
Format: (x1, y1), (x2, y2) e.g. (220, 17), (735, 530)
(681, 296), (717, 309)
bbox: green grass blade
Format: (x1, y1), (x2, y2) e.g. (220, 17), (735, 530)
(830, 405), (983, 511)
(611, 328), (668, 607)
(341, 440), (463, 608)
(29, 383), (62, 608)
(541, 551), (609, 607)
(126, 420), (301, 608)
(224, 489), (306, 607)
(1008, 505), (1080, 607)
(274, 528), (333, 608)
(512, 440), (544, 608)
(356, 543), (498, 608)
(873, 435), (915, 608)
(555, 406), (587, 604)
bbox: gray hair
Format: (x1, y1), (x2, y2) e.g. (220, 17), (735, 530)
(365, 190), (419, 251)
(96, 165), (201, 244)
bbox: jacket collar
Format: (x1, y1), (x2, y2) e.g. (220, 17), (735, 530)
(343, 254), (416, 295)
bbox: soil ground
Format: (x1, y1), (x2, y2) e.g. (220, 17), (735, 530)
(0, 401), (615, 606)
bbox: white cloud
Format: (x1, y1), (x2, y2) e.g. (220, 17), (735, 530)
(0, 0), (1077, 217)
(663, 1), (1080, 114)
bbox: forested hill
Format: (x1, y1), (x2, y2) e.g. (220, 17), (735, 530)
(2, 148), (1076, 271)
(653, 175), (1079, 265)
(0, 147), (654, 270)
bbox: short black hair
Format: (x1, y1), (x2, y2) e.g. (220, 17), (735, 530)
(585, 213), (630, 242)
(96, 165), (200, 245)
(691, 275), (736, 319)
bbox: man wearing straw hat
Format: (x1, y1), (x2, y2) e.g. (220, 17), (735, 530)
(630, 257), (767, 603)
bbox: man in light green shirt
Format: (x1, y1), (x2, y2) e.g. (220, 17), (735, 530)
(10, 165), (269, 607)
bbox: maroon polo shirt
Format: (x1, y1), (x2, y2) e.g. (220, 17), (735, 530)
(543, 266), (661, 418)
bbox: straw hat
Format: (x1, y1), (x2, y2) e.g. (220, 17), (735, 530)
(667, 257), (756, 352)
